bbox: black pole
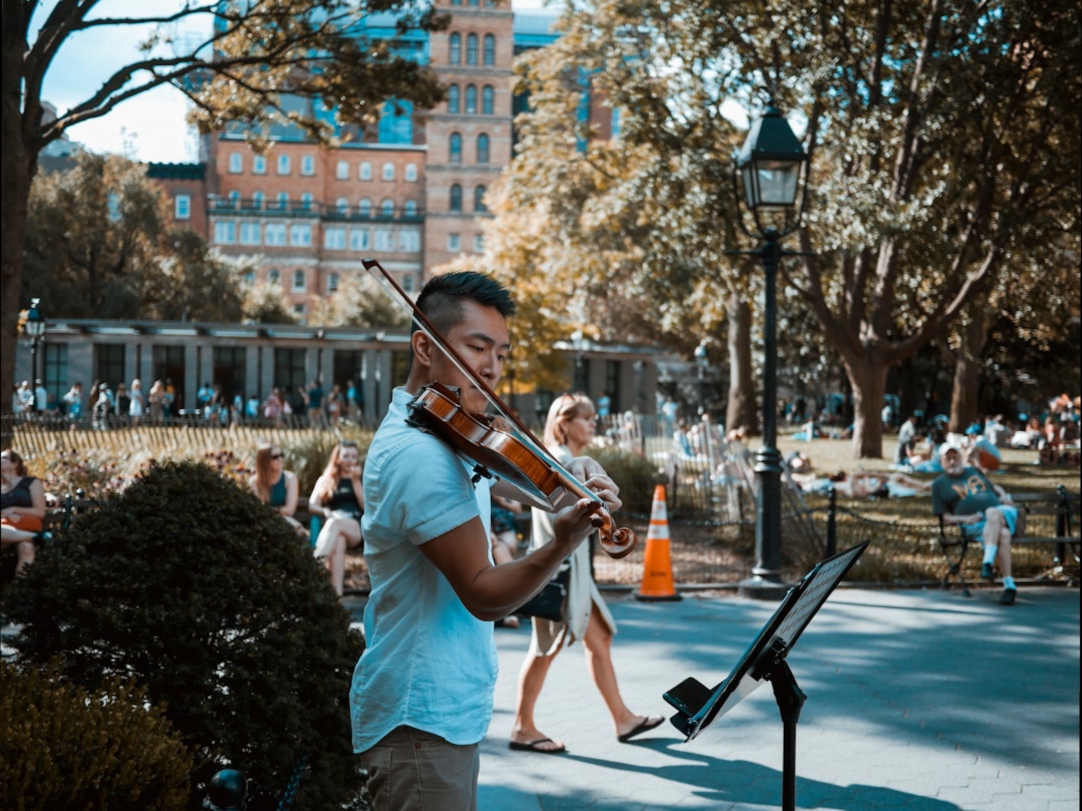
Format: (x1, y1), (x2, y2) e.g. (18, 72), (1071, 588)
(740, 229), (786, 598)
(769, 659), (806, 811)
(827, 486), (838, 557)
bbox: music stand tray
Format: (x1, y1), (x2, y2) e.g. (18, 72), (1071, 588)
(663, 541), (869, 811)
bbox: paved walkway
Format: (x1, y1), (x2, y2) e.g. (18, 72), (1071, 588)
(469, 586), (1079, 811)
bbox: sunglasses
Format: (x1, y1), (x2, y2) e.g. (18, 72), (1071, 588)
(269, 453), (284, 460)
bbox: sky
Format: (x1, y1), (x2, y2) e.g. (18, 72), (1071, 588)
(39, 0), (555, 164)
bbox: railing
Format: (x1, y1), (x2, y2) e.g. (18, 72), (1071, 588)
(208, 197), (424, 222)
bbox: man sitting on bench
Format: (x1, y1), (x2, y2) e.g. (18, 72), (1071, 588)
(931, 443), (1019, 605)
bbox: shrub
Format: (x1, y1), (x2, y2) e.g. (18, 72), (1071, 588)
(5, 461), (366, 811)
(583, 445), (662, 516)
(0, 660), (192, 811)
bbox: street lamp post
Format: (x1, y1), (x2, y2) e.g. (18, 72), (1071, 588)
(24, 299), (46, 412)
(731, 103), (810, 600)
(570, 329), (587, 394)
(694, 340), (709, 416)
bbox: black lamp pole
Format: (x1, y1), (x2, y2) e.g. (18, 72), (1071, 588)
(695, 340), (708, 416)
(25, 298), (46, 411)
(730, 103), (810, 600)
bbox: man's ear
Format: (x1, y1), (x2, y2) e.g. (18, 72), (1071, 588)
(411, 330), (434, 367)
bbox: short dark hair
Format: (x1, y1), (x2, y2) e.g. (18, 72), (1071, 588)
(414, 271), (516, 336)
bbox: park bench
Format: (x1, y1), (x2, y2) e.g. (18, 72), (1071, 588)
(938, 484), (1081, 596)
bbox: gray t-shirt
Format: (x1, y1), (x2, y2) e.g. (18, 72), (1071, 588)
(931, 466), (1001, 516)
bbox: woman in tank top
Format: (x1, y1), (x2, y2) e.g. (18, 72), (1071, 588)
(309, 440), (364, 596)
(1, 449), (46, 574)
(248, 444), (306, 538)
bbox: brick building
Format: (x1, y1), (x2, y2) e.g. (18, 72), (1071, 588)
(149, 4), (561, 320)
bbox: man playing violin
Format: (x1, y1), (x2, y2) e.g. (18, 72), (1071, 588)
(353, 270), (624, 810)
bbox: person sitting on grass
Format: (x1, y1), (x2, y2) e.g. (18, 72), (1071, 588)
(931, 444), (1019, 606)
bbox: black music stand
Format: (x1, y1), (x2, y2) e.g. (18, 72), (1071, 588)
(663, 541), (869, 811)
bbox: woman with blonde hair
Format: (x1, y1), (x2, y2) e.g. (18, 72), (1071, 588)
(308, 441), (364, 596)
(509, 394), (663, 754)
(248, 444), (306, 537)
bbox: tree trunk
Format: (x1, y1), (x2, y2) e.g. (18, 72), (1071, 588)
(1, 48), (34, 448)
(725, 293), (757, 437)
(843, 354), (890, 458)
(949, 313), (987, 433)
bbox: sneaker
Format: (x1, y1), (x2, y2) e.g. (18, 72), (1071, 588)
(999, 588), (1017, 606)
(980, 562), (995, 580)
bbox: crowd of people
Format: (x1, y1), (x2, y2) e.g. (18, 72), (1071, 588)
(11, 376), (369, 431)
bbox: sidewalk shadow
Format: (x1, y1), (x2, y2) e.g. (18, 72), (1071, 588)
(561, 740), (963, 811)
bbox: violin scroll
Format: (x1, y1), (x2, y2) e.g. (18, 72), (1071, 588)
(596, 520), (637, 559)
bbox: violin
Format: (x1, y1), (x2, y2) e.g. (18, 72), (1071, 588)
(362, 259), (636, 559)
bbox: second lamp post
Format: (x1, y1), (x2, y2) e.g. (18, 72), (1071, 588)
(732, 102), (810, 600)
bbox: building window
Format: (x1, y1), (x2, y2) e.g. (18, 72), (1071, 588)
(301, 154), (315, 176)
(240, 221), (261, 245)
(466, 33), (478, 65)
(466, 84), (477, 114)
(349, 228), (370, 250)
(473, 233), (485, 252)
(404, 199), (418, 216)
(399, 228), (421, 252)
(289, 223), (311, 246)
(292, 270), (306, 292)
(336, 197), (350, 214)
(228, 190), (241, 208)
(268, 268), (280, 285)
(300, 192), (314, 211)
(252, 191), (264, 209)
(253, 155), (267, 174)
(107, 193), (121, 221)
(276, 192), (289, 211)
(405, 163), (418, 182)
(175, 194), (191, 220)
(476, 133), (489, 164)
(474, 184), (487, 212)
(336, 160), (349, 179)
(328, 272), (340, 293)
(324, 227), (346, 250)
(448, 84), (460, 114)
(448, 233), (461, 252)
(482, 85), (494, 115)
(450, 184), (463, 212)
(483, 34), (495, 66)
(382, 162), (395, 181)
(229, 152), (243, 173)
(358, 198), (372, 216)
(265, 223), (286, 245)
(449, 132), (462, 163)
(360, 161), (372, 180)
(381, 199), (395, 217)
(243, 270), (255, 286)
(449, 33), (461, 65)
(292, 303), (306, 317)
(277, 154), (291, 175)
(374, 228), (394, 251)
(214, 221), (236, 244)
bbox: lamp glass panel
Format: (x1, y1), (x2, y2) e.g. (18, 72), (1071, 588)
(25, 318), (45, 337)
(753, 160), (801, 207)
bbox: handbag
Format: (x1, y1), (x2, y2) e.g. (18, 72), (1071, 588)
(517, 561), (570, 622)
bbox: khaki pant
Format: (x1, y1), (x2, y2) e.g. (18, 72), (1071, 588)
(359, 726), (480, 811)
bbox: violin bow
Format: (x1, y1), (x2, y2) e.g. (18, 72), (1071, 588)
(363, 258), (636, 556)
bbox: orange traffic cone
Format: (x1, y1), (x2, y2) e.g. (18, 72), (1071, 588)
(635, 485), (682, 602)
